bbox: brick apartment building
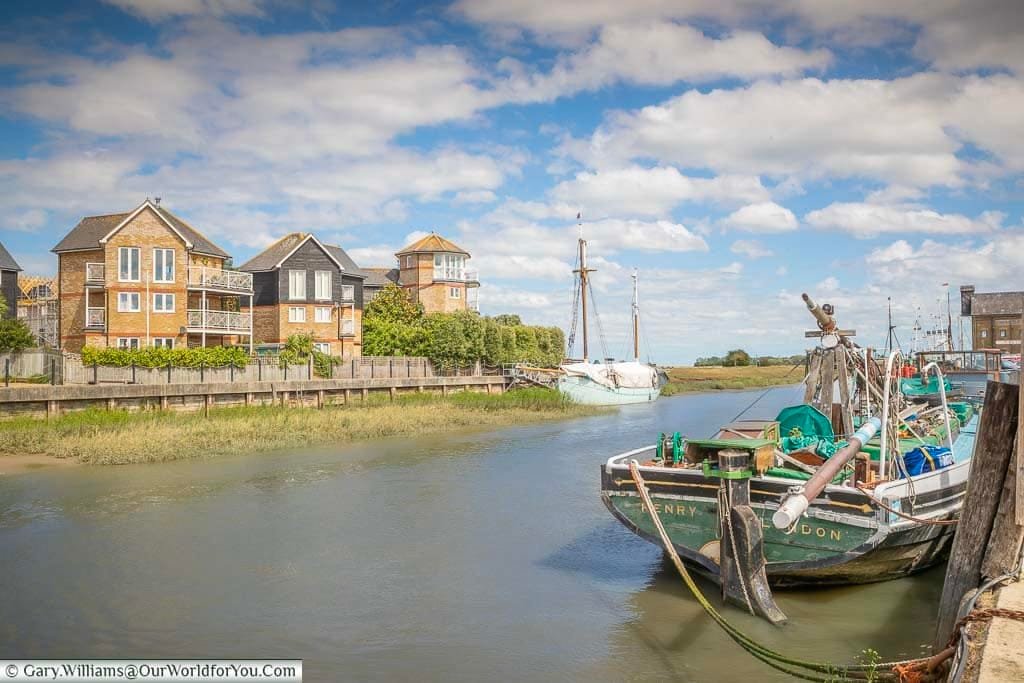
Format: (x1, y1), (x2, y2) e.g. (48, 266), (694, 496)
(239, 233), (365, 358)
(52, 199), (254, 352)
(960, 285), (1023, 354)
(363, 232), (479, 313)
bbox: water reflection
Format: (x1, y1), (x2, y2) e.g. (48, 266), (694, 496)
(0, 386), (941, 682)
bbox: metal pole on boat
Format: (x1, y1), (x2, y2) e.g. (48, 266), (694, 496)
(772, 416), (881, 530)
(921, 362), (955, 452)
(631, 269), (639, 363)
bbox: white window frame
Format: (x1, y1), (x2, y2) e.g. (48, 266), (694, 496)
(152, 248), (175, 283)
(116, 337), (140, 350)
(153, 293), (175, 313)
(117, 292), (140, 312)
(315, 306), (332, 323)
(449, 287), (461, 299)
(118, 247), (140, 282)
(981, 329), (988, 338)
(1000, 329), (1007, 338)
(406, 255), (414, 268)
(313, 342), (331, 354)
(152, 337), (174, 349)
(314, 270), (332, 300)
(288, 306), (306, 323)
(288, 270), (306, 300)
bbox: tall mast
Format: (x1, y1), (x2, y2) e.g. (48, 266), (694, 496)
(631, 269), (640, 362)
(944, 283), (954, 351)
(574, 215), (592, 362)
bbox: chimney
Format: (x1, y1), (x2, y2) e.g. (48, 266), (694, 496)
(960, 284), (975, 317)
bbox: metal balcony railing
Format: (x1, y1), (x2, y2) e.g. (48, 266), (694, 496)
(339, 318), (356, 337)
(85, 263), (105, 284)
(187, 266), (253, 293)
(86, 307), (105, 328)
(432, 268), (479, 283)
(187, 309), (252, 333)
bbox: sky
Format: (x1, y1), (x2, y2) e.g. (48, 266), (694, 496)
(1, 0), (1022, 364)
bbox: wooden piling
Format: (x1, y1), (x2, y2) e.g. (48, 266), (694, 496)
(933, 380), (1020, 651)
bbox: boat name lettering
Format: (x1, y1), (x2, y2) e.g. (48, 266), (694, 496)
(640, 503), (698, 518)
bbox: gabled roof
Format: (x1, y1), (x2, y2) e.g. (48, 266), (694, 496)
(237, 232), (345, 272)
(51, 200), (229, 258)
(323, 244), (367, 280)
(0, 242), (22, 272)
(362, 267), (399, 288)
(971, 291), (1024, 316)
(395, 232), (469, 256)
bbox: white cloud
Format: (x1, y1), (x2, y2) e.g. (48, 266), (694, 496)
(347, 245), (398, 269)
(805, 202), (1003, 238)
(722, 202), (798, 233)
(551, 166), (769, 217)
(866, 235), (1024, 288)
(452, 190), (498, 205)
(564, 73), (1001, 188)
(730, 239), (773, 259)
(496, 22), (829, 101)
(103, 0), (266, 21)
(583, 218), (709, 253)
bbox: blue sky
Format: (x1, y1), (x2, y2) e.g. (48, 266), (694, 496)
(1, 0), (1022, 363)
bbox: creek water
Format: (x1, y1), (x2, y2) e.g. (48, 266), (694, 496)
(0, 386), (941, 681)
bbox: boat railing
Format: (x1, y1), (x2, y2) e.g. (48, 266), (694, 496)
(919, 361), (954, 452)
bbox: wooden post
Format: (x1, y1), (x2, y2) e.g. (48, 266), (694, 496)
(837, 354), (853, 436)
(204, 394), (211, 418)
(981, 433), (1024, 580)
(361, 387), (368, 401)
(389, 386), (396, 401)
(46, 400), (57, 419)
(933, 380), (1020, 650)
(344, 388), (351, 404)
(316, 389), (324, 409)
(160, 395), (169, 411)
(818, 349), (835, 419)
(804, 351), (821, 404)
(1018, 304), (1024, 526)
(244, 392), (252, 406)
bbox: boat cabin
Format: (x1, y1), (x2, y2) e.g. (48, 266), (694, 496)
(913, 349), (1017, 399)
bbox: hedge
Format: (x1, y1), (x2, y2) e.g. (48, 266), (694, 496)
(80, 346), (250, 368)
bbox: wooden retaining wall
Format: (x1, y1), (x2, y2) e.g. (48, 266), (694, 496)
(0, 375), (509, 420)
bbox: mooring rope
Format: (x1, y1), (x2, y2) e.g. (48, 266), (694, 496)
(628, 460), (925, 682)
(855, 485), (960, 526)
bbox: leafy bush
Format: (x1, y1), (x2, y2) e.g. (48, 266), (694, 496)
(80, 345), (249, 368)
(361, 291), (564, 369)
(0, 318), (36, 352)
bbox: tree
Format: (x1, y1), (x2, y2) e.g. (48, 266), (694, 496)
(724, 349), (752, 367)
(364, 284), (424, 324)
(493, 313), (521, 326)
(0, 318), (36, 352)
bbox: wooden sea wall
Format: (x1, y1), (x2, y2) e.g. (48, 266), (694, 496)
(0, 375), (509, 419)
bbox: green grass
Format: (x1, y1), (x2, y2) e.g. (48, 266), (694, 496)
(0, 388), (601, 465)
(661, 365), (802, 395)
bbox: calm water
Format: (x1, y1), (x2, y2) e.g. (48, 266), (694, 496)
(0, 387), (941, 681)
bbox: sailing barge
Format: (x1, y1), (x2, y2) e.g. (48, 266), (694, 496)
(601, 293), (980, 621)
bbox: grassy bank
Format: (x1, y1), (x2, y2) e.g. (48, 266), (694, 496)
(661, 365), (802, 395)
(0, 388), (601, 466)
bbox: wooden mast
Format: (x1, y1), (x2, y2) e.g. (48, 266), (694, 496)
(631, 269), (640, 362)
(574, 215), (594, 362)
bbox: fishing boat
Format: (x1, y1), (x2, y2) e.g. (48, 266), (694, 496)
(600, 292), (980, 620)
(558, 229), (663, 406)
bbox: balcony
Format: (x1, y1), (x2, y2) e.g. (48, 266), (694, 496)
(339, 318), (356, 337)
(187, 266), (253, 294)
(432, 268), (479, 284)
(85, 263), (105, 285)
(340, 284), (355, 301)
(86, 307), (105, 329)
(187, 309), (252, 334)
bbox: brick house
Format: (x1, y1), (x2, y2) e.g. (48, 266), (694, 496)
(0, 242), (22, 319)
(239, 233), (364, 358)
(52, 199), (254, 352)
(363, 233), (479, 313)
(960, 285), (1023, 354)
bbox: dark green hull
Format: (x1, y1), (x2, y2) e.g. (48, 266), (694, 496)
(601, 459), (962, 587)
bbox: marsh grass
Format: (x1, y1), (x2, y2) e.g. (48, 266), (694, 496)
(0, 388), (600, 465)
(661, 365), (801, 395)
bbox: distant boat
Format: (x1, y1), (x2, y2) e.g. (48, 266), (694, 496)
(558, 229), (663, 406)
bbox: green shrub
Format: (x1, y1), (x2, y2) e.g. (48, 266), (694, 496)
(80, 346), (249, 368)
(0, 318), (36, 352)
